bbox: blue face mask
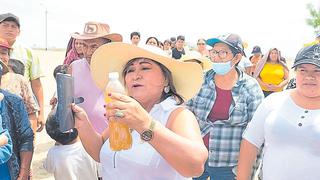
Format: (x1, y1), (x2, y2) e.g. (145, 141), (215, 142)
(212, 61), (234, 75)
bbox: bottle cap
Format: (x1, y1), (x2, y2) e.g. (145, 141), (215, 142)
(108, 72), (119, 80)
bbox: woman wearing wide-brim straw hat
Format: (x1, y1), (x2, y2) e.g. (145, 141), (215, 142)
(71, 43), (208, 180)
(237, 44), (320, 180)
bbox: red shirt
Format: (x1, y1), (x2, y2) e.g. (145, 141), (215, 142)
(203, 86), (232, 148)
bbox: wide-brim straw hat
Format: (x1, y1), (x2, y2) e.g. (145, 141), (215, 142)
(90, 43), (203, 101)
(71, 21), (122, 42)
(180, 51), (212, 71)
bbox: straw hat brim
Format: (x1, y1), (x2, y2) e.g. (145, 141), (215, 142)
(71, 33), (123, 42)
(181, 56), (212, 71)
(90, 43), (203, 101)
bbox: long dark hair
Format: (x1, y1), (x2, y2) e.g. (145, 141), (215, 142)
(122, 58), (184, 105)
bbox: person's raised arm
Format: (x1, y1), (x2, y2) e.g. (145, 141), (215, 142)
(72, 104), (108, 162)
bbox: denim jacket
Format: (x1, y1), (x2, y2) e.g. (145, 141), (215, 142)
(0, 89), (34, 180)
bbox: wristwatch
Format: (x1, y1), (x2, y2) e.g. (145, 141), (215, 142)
(140, 119), (156, 142)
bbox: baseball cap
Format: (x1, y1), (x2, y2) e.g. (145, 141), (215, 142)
(292, 44), (320, 69)
(206, 33), (246, 57)
(0, 13), (20, 27)
(251, 46), (262, 54)
(177, 35), (185, 41)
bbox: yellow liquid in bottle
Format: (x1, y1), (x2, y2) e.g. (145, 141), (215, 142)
(105, 92), (132, 151)
(104, 94), (113, 104)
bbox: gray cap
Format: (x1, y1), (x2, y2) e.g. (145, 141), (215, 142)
(206, 33), (246, 57)
(292, 44), (320, 68)
(251, 46), (262, 54)
(0, 13), (20, 27)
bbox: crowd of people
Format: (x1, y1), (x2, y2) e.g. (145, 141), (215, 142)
(0, 12), (319, 180)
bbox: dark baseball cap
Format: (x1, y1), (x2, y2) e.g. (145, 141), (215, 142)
(292, 44), (320, 69)
(0, 13), (20, 28)
(206, 33), (246, 57)
(251, 46), (262, 54)
(170, 37), (176, 42)
(177, 35), (185, 41)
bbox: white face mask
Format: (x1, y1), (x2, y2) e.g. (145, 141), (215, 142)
(211, 60), (234, 75)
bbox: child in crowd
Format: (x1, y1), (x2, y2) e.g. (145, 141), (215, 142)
(49, 64), (69, 109)
(44, 109), (99, 180)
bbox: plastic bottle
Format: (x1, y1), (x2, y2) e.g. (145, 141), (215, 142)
(105, 72), (132, 151)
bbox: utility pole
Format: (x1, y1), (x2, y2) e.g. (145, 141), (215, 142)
(45, 8), (48, 51)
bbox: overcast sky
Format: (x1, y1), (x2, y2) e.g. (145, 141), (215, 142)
(2, 0), (319, 58)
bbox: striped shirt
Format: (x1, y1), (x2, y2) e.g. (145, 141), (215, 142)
(186, 68), (264, 167)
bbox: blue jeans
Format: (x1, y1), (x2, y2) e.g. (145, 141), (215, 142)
(193, 161), (235, 180)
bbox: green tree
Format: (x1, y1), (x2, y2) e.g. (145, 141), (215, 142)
(306, 3), (320, 35)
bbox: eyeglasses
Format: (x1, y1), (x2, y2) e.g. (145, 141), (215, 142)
(197, 43), (205, 45)
(209, 49), (232, 59)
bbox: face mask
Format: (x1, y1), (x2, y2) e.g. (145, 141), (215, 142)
(212, 60), (234, 75)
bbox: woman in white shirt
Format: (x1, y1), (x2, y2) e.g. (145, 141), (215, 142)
(72, 43), (208, 180)
(237, 44), (320, 180)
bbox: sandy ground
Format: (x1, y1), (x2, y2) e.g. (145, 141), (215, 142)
(30, 49), (294, 180)
(32, 50), (64, 180)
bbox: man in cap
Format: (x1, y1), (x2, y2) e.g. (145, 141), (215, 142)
(0, 38), (34, 180)
(187, 33), (264, 180)
(249, 45), (263, 76)
(0, 13), (45, 132)
(69, 22), (122, 134)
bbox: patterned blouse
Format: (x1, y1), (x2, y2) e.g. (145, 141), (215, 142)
(1, 72), (39, 114)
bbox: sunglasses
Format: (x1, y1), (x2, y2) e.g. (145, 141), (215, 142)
(197, 43), (205, 45)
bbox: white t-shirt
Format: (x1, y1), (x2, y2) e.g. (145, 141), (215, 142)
(243, 90), (320, 180)
(44, 141), (99, 180)
(100, 97), (191, 180)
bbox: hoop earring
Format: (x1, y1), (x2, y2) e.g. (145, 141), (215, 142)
(164, 86), (170, 93)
